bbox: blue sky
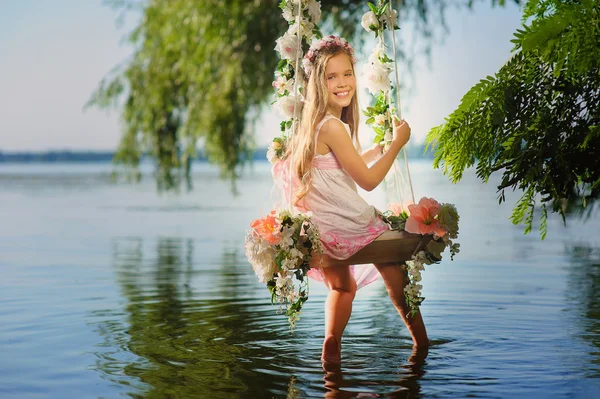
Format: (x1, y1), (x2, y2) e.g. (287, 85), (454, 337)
(0, 0), (523, 151)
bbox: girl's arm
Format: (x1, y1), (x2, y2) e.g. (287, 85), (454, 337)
(320, 118), (409, 192)
(360, 144), (383, 164)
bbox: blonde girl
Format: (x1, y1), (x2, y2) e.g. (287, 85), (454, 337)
(283, 35), (428, 362)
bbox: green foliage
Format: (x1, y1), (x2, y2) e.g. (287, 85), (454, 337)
(426, 0), (600, 238)
(88, 0), (518, 191)
(381, 210), (408, 231)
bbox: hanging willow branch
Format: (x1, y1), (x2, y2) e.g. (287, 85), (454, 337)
(86, 0), (518, 191)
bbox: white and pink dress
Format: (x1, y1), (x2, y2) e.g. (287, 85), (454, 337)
(272, 113), (389, 288)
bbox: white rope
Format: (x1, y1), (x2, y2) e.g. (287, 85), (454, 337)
(380, 31), (405, 204)
(288, 0), (303, 212)
(388, 0), (416, 204)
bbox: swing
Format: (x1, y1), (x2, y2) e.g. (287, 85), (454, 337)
(310, 230), (431, 268)
(247, 0), (459, 327)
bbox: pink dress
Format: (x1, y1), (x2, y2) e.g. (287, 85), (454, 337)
(273, 113), (389, 288)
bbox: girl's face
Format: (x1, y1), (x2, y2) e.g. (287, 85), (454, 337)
(325, 53), (355, 115)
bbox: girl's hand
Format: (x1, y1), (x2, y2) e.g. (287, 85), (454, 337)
(392, 117), (411, 147)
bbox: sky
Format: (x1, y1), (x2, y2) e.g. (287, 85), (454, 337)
(0, 0), (523, 151)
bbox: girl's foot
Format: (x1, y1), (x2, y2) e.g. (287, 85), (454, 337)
(321, 335), (341, 363)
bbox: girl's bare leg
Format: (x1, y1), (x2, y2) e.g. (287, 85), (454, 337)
(374, 262), (429, 348)
(320, 265), (357, 362)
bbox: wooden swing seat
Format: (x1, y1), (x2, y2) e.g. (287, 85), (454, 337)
(309, 230), (430, 268)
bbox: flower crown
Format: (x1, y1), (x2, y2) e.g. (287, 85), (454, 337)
(302, 35), (356, 77)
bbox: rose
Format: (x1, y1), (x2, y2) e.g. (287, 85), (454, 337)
(362, 62), (391, 94)
(274, 94), (301, 118)
(361, 11), (380, 32)
(275, 32), (300, 61)
(250, 212), (282, 245)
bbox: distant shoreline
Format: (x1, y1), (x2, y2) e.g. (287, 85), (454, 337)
(0, 145), (433, 163)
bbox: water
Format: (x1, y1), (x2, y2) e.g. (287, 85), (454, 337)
(1, 161), (599, 398)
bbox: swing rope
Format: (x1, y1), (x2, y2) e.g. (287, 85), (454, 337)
(288, 0), (303, 212)
(388, 0), (416, 205)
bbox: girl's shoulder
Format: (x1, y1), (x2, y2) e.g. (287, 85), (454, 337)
(318, 115), (350, 137)
(317, 113), (349, 133)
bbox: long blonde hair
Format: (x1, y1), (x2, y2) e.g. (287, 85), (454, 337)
(286, 45), (361, 207)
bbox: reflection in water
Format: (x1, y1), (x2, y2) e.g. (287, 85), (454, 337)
(565, 243), (600, 378)
(92, 237), (290, 397)
(321, 347), (428, 398)
(87, 236), (431, 398)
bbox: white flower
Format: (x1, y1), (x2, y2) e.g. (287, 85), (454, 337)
(273, 94), (301, 118)
(280, 225), (295, 248)
(375, 114), (387, 126)
(266, 146), (278, 164)
(281, 257), (298, 271)
(307, 0), (321, 24)
(368, 42), (387, 66)
(289, 0), (308, 9)
(368, 51), (380, 65)
(287, 290), (299, 303)
(272, 74), (295, 96)
(302, 57), (312, 74)
(282, 6), (295, 22)
(379, 8), (398, 29)
(362, 62), (391, 94)
(289, 247), (304, 260)
(275, 32), (301, 61)
(286, 18), (314, 39)
(245, 234), (279, 283)
(361, 11), (380, 32)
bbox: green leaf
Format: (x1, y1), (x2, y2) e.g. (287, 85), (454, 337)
(367, 2), (378, 14)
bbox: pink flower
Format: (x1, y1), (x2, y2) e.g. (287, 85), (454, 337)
(250, 211), (281, 245)
(388, 201), (412, 216)
(405, 197), (446, 237)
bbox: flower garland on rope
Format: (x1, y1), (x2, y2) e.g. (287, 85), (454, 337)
(360, 1), (400, 150)
(268, 0), (323, 164)
(383, 198), (460, 315)
(362, 0), (461, 315)
(245, 0), (324, 331)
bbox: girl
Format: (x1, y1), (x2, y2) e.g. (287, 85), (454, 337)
(282, 35), (428, 362)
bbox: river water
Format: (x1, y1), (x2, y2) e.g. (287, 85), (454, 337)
(1, 161), (598, 398)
